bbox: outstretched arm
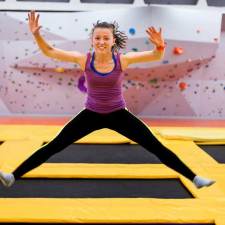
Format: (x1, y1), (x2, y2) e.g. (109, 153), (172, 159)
(121, 26), (165, 67)
(28, 10), (85, 67)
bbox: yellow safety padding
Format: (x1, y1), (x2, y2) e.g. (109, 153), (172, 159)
(0, 125), (132, 143)
(155, 127), (225, 142)
(0, 125), (225, 224)
(0, 198), (224, 224)
(196, 141), (225, 145)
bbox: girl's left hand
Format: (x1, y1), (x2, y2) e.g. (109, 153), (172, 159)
(146, 26), (164, 47)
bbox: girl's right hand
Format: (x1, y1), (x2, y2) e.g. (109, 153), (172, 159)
(28, 10), (42, 35)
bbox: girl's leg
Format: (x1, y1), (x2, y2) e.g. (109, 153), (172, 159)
(13, 109), (103, 180)
(107, 109), (196, 181)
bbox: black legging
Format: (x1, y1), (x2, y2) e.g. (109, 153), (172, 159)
(13, 108), (196, 181)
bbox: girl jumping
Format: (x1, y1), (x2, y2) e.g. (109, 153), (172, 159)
(0, 10), (215, 189)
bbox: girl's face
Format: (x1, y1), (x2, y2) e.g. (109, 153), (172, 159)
(91, 27), (115, 54)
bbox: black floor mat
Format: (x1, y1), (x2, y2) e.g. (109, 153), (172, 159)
(0, 178), (193, 198)
(197, 144), (225, 163)
(42, 143), (162, 163)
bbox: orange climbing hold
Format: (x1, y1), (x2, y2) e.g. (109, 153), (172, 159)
(179, 82), (187, 91)
(173, 47), (183, 55)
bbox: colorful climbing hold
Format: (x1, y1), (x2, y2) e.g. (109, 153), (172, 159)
(179, 82), (187, 91)
(54, 67), (65, 73)
(173, 47), (183, 55)
(132, 48), (138, 52)
(129, 28), (136, 35)
(148, 78), (158, 84)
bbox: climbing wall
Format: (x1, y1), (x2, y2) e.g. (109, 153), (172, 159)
(0, 7), (224, 118)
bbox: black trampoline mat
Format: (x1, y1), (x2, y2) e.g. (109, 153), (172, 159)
(42, 143), (161, 163)
(0, 178), (194, 198)
(197, 144), (225, 163)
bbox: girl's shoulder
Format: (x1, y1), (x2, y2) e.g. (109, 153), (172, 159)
(118, 52), (128, 72)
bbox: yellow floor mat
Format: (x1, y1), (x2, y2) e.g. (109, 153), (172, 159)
(155, 127), (225, 142)
(0, 125), (225, 224)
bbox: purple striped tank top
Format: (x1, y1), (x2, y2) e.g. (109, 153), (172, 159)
(84, 51), (126, 114)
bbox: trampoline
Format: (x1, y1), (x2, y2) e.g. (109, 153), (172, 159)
(197, 144), (225, 163)
(0, 178), (193, 198)
(43, 143), (162, 164)
(0, 126), (224, 224)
